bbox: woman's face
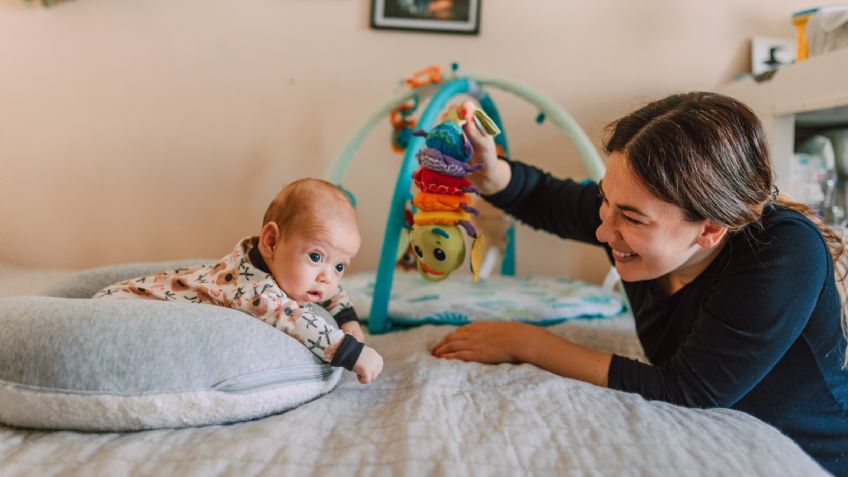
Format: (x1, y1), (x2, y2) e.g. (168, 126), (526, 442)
(595, 152), (719, 284)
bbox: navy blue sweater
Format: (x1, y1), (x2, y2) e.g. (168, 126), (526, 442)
(486, 160), (848, 474)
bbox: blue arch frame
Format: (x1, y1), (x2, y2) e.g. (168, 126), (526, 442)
(327, 73), (605, 334)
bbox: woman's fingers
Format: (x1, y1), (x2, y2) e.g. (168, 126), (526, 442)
(461, 114), (484, 142)
(461, 100), (476, 120)
(432, 337), (472, 356)
(433, 323), (502, 358)
(437, 350), (478, 362)
(433, 326), (469, 347)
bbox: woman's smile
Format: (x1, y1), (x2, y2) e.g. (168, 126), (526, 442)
(611, 248), (638, 263)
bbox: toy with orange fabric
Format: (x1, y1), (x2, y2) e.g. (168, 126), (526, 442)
(402, 101), (501, 283)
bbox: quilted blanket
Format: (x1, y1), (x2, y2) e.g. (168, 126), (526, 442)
(0, 316), (826, 476)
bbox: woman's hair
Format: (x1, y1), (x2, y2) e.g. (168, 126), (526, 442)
(604, 92), (848, 365)
(262, 178), (355, 236)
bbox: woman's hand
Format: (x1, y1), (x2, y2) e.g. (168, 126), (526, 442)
(433, 319), (613, 387)
(461, 100), (512, 195)
(431, 321), (540, 364)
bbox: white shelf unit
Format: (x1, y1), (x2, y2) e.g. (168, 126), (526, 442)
(720, 47), (848, 191)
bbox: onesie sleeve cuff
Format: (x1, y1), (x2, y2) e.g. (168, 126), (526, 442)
(329, 334), (364, 370)
(334, 308), (360, 327)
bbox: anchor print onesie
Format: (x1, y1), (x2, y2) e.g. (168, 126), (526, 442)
(94, 236), (364, 370)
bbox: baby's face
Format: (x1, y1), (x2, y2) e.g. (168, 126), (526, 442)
(269, 217), (361, 306)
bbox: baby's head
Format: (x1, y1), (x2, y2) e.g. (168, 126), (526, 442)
(257, 178), (361, 305)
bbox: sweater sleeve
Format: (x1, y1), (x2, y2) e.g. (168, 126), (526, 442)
(608, 218), (830, 407)
(484, 160), (604, 245)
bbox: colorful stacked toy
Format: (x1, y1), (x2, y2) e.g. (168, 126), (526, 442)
(402, 103), (501, 283)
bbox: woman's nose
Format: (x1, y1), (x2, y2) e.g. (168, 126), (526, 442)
(595, 209), (618, 244)
(595, 220), (609, 243)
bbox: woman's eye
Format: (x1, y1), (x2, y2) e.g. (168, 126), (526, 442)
(309, 252), (322, 263)
(622, 215), (642, 225)
(335, 263), (345, 273)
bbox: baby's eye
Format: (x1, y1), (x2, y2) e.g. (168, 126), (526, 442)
(308, 252), (322, 263)
(335, 263), (345, 273)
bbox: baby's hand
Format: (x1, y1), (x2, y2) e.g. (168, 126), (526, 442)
(353, 346), (383, 384)
(341, 321), (366, 342)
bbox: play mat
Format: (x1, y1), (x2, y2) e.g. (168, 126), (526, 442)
(345, 271), (625, 327)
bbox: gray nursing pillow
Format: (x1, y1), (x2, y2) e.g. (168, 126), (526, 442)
(0, 261), (342, 431)
(41, 259), (208, 299)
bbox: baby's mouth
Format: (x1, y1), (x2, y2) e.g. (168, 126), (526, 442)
(307, 290), (323, 300)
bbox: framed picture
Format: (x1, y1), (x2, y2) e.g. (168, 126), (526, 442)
(371, 0), (481, 35)
(750, 36), (796, 75)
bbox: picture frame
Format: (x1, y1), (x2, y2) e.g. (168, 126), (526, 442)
(371, 0), (481, 35)
(750, 36), (796, 75)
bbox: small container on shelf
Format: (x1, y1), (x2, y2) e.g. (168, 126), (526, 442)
(794, 135), (847, 225)
(792, 5), (848, 61)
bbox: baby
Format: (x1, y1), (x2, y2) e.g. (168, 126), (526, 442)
(94, 178), (383, 383)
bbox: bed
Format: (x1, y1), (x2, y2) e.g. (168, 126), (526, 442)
(0, 261), (828, 476)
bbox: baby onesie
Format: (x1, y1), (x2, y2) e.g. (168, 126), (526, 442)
(94, 236), (363, 370)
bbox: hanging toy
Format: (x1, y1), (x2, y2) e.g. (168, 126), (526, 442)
(404, 65), (443, 89)
(390, 96), (419, 153)
(400, 102), (501, 283)
(396, 208), (418, 271)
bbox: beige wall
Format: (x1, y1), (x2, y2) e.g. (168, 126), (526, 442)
(0, 0), (817, 283)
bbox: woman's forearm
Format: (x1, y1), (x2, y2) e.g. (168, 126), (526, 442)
(514, 326), (612, 387)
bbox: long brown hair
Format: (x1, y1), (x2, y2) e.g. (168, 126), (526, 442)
(604, 92), (847, 363)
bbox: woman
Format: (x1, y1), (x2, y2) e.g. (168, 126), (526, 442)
(433, 93), (847, 473)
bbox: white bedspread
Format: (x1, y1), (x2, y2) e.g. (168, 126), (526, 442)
(0, 265), (827, 476)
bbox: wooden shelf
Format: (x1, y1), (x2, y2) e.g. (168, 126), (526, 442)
(720, 48), (848, 189)
(795, 105), (848, 128)
(722, 48), (848, 116)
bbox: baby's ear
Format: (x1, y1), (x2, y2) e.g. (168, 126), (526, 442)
(259, 222), (282, 255)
